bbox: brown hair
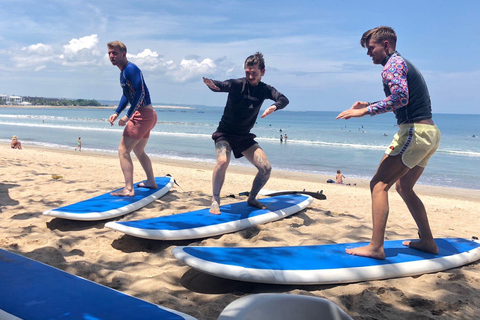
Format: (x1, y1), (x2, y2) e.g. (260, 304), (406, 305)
(107, 41), (127, 53)
(244, 52), (265, 70)
(360, 26), (397, 49)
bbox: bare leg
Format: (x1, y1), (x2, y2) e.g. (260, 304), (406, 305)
(111, 136), (140, 197)
(396, 166), (438, 254)
(133, 137), (157, 189)
(242, 145), (272, 210)
(210, 141), (231, 214)
(346, 155), (410, 259)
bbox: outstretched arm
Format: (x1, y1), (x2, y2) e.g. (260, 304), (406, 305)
(203, 77), (220, 91)
(336, 101), (370, 119)
(261, 105), (277, 118)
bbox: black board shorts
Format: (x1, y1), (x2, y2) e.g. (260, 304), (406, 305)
(212, 131), (258, 159)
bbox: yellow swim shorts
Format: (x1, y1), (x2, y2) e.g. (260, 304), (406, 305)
(386, 123), (441, 169)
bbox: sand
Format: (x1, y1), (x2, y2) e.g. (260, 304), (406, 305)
(1, 143), (480, 320)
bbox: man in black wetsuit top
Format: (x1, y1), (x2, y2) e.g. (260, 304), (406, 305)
(337, 26), (441, 260)
(203, 52), (289, 214)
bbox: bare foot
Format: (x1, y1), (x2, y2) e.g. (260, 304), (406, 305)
(110, 189), (135, 197)
(209, 201), (221, 215)
(345, 244), (385, 260)
(138, 181), (158, 189)
(247, 198), (267, 210)
(403, 239), (439, 254)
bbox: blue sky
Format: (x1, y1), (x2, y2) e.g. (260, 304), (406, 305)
(0, 0), (478, 114)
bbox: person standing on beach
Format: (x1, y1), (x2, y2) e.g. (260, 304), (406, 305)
(107, 41), (158, 196)
(203, 52), (289, 214)
(336, 26), (441, 259)
(75, 137), (82, 151)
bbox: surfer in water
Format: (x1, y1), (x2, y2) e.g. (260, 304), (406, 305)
(107, 41), (158, 197)
(203, 52), (289, 214)
(337, 26), (441, 259)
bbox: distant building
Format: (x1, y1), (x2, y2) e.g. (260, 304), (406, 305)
(9, 95), (23, 105)
(0, 94), (7, 103)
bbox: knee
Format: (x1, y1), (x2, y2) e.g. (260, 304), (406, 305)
(133, 147), (145, 158)
(216, 157), (230, 170)
(396, 181), (413, 197)
(370, 178), (390, 194)
(118, 145), (129, 157)
(258, 162), (272, 176)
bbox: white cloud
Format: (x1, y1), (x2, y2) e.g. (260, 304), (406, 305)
(22, 43), (54, 54)
(167, 58), (216, 82)
(63, 34), (99, 54)
(13, 43), (56, 70)
(125, 50), (224, 83)
(11, 34), (104, 70)
(59, 34), (102, 66)
(127, 49), (174, 71)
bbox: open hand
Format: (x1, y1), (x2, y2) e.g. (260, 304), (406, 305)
(203, 77), (220, 91)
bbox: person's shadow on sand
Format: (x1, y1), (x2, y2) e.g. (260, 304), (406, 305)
(0, 183), (20, 212)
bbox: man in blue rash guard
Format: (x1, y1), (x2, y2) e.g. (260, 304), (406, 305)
(203, 52), (289, 214)
(337, 26), (441, 259)
(107, 41), (158, 197)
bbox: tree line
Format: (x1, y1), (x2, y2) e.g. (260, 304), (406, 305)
(22, 96), (102, 106)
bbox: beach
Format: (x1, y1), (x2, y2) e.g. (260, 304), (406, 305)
(1, 143), (480, 319)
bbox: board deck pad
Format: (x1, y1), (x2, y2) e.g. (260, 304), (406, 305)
(43, 176), (174, 221)
(106, 194), (313, 240)
(0, 249), (196, 320)
(172, 238), (480, 285)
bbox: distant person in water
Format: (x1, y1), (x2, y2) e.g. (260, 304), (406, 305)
(11, 135), (22, 149)
(280, 134), (283, 142)
(203, 52), (289, 214)
(337, 26), (441, 259)
(335, 170), (345, 184)
(107, 41), (158, 197)
(284, 134), (288, 142)
(75, 137), (82, 151)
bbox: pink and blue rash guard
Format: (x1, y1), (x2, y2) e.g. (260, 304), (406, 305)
(114, 62), (152, 119)
(368, 52), (432, 125)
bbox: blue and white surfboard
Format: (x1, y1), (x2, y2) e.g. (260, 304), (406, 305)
(172, 238), (480, 285)
(0, 249), (197, 320)
(106, 194), (313, 240)
(43, 176), (174, 221)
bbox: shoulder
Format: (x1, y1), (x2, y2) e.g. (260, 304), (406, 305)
(230, 78), (245, 86)
(226, 78), (246, 91)
(389, 53), (408, 70)
(124, 62), (141, 76)
(383, 53), (408, 76)
(261, 82), (279, 93)
(261, 82), (274, 89)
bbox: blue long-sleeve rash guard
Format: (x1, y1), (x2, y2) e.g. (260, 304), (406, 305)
(115, 62), (151, 119)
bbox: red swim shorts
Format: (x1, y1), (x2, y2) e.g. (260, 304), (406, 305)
(123, 107), (157, 140)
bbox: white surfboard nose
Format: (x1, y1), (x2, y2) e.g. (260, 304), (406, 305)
(218, 293), (352, 320)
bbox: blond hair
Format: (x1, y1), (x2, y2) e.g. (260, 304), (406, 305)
(107, 41), (127, 53)
(360, 26), (397, 49)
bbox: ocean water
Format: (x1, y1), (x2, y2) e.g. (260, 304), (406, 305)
(1, 106), (479, 190)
